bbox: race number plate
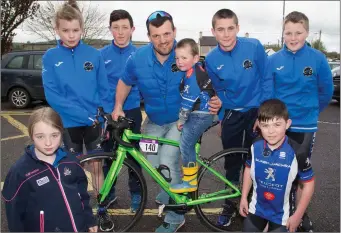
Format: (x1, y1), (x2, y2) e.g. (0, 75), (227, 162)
(139, 139), (159, 153)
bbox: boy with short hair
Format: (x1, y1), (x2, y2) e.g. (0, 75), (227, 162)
(100, 9), (142, 212)
(239, 99), (315, 232)
(267, 11), (333, 230)
(169, 38), (215, 193)
(205, 8), (273, 226)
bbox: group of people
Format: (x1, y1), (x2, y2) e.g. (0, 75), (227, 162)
(1, 0), (333, 232)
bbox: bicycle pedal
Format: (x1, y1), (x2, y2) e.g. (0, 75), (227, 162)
(157, 204), (166, 218)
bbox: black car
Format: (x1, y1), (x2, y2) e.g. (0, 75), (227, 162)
(1, 50), (45, 108)
(332, 66), (340, 103)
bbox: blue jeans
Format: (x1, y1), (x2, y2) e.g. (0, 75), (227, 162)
(143, 118), (184, 225)
(180, 112), (213, 166)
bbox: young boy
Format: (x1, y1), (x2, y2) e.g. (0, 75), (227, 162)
(169, 38), (215, 193)
(100, 9), (142, 213)
(239, 99), (315, 232)
(267, 11), (333, 230)
(205, 9), (273, 225)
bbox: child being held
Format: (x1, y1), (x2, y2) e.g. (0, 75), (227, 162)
(170, 38), (215, 193)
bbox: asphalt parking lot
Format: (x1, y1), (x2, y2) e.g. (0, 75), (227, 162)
(1, 100), (340, 232)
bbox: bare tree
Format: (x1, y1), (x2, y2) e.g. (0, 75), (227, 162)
(1, 0), (39, 56)
(24, 1), (109, 43)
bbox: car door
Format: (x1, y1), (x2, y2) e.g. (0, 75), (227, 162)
(27, 53), (45, 99)
(1, 55), (30, 96)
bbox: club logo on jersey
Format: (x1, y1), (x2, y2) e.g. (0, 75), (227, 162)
(265, 167), (275, 181)
(84, 61), (94, 71)
(64, 167), (71, 176)
(264, 191), (275, 201)
(303, 67), (313, 76)
(171, 63), (180, 72)
(243, 59), (253, 69)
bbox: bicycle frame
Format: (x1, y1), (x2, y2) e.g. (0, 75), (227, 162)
(99, 128), (242, 206)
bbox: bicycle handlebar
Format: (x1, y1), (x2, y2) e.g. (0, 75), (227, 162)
(95, 107), (220, 149)
(96, 107), (135, 148)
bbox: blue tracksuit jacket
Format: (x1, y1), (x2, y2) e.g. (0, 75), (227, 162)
(42, 40), (113, 128)
(205, 37), (272, 119)
(100, 40), (140, 111)
(268, 43), (333, 132)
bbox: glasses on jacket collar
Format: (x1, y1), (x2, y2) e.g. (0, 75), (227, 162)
(146, 10), (173, 27)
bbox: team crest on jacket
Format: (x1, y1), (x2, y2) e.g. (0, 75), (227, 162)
(84, 61), (94, 71)
(64, 167), (71, 176)
(171, 63), (180, 72)
(303, 67), (313, 76)
(243, 59), (253, 69)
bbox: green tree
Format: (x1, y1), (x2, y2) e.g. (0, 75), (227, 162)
(326, 51), (340, 60)
(311, 40), (327, 53)
(1, 0), (39, 56)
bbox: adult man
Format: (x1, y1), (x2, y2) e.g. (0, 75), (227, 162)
(113, 10), (221, 232)
(100, 9), (142, 212)
(205, 9), (272, 226)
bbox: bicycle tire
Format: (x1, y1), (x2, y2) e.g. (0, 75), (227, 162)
(194, 148), (248, 232)
(78, 153), (147, 232)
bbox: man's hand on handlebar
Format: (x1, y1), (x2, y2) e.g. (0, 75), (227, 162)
(112, 106), (125, 121)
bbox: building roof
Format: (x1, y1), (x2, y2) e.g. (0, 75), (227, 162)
(199, 36), (217, 46)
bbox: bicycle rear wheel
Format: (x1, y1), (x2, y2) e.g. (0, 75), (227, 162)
(194, 148), (248, 232)
(78, 153), (147, 232)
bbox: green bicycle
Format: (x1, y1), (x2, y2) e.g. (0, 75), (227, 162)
(78, 108), (248, 232)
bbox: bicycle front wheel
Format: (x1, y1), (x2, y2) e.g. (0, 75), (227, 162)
(194, 148), (248, 232)
(78, 153), (147, 232)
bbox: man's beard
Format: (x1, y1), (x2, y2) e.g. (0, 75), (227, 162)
(153, 46), (172, 56)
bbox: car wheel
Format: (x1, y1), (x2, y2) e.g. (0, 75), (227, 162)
(8, 88), (31, 109)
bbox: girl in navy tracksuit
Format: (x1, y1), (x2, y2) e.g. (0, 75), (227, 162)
(2, 107), (96, 232)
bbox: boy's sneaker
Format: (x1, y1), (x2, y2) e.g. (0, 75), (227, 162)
(298, 213), (314, 232)
(130, 192), (141, 213)
(155, 220), (185, 232)
(216, 204), (236, 227)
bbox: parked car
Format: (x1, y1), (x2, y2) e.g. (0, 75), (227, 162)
(332, 66), (340, 103)
(329, 61), (340, 70)
(1, 51), (46, 108)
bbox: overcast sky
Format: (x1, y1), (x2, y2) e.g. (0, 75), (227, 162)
(14, 1), (340, 52)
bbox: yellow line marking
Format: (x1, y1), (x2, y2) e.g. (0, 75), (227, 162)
(0, 112), (32, 116)
(85, 170), (94, 191)
(1, 115), (29, 135)
(92, 208), (221, 215)
(1, 134), (28, 141)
